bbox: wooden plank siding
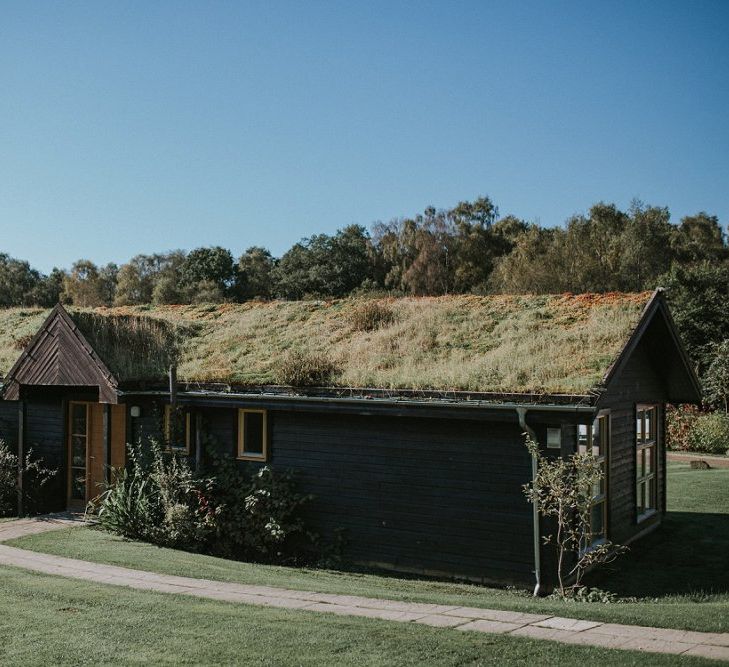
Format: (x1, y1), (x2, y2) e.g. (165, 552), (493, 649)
(599, 336), (668, 544)
(120, 398), (537, 583)
(110, 404), (126, 470)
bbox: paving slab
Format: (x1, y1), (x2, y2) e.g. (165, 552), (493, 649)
(534, 616), (602, 632)
(685, 645), (729, 661)
(413, 614), (471, 628)
(456, 619), (527, 634)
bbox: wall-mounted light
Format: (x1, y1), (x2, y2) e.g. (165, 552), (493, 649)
(130, 406), (141, 418)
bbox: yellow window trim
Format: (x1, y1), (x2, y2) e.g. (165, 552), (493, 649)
(164, 404), (191, 455)
(237, 408), (268, 461)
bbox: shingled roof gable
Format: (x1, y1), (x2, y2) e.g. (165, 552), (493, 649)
(2, 304), (119, 403)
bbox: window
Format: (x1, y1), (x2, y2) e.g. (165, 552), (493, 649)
(546, 427), (562, 450)
(636, 404), (658, 522)
(237, 409), (268, 460)
(577, 412), (609, 545)
(68, 402), (89, 503)
(164, 404), (191, 454)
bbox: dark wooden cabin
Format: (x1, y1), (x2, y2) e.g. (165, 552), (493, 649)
(0, 290), (700, 591)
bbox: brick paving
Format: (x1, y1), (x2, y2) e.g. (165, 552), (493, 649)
(1, 516), (728, 661)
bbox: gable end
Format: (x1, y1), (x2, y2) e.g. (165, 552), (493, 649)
(2, 304), (119, 403)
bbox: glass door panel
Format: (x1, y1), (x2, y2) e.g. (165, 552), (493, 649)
(68, 403), (88, 504)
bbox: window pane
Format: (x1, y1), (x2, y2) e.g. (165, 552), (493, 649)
(591, 502), (605, 540)
(636, 410), (643, 443)
(71, 404), (87, 436)
(645, 407), (656, 443)
(636, 449), (643, 480)
(71, 435), (86, 467)
(70, 469), (86, 500)
(636, 481), (644, 513)
(645, 445), (653, 475)
(546, 427), (561, 449)
(244, 412), (264, 455)
(648, 477), (656, 510)
(577, 424), (589, 454)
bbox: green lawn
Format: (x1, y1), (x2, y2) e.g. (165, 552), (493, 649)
(8, 463), (729, 634)
(0, 565), (715, 666)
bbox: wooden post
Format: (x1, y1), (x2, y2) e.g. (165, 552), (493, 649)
(17, 400), (25, 517)
(169, 365), (177, 410)
(103, 404), (111, 484)
(195, 412), (203, 471)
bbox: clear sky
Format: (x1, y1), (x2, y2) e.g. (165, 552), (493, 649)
(1, 1), (728, 272)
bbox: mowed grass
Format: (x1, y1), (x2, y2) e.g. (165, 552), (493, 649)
(1, 566), (715, 667)
(0, 293), (650, 392)
(11, 463), (729, 634)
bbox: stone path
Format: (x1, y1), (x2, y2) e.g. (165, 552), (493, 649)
(1, 517), (728, 662)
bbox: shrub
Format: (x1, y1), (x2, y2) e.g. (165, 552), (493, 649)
(689, 412), (729, 454)
(97, 439), (316, 563)
(666, 404), (701, 451)
(0, 440), (56, 516)
(204, 450), (315, 563)
(523, 436), (627, 597)
(277, 349), (340, 387)
(349, 301), (395, 332)
(96, 440), (215, 548)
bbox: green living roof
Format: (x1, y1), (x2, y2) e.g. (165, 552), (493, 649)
(0, 293), (654, 395)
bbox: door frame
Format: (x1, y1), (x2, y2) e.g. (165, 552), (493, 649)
(67, 400), (91, 510)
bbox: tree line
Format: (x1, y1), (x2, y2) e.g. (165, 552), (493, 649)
(5, 196), (729, 394)
(3, 195), (726, 310)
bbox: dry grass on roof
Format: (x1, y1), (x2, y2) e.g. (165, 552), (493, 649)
(30, 291), (652, 394)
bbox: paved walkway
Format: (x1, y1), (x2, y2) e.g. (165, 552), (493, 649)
(1, 517), (728, 662)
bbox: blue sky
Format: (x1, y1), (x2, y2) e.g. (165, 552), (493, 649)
(1, 1), (728, 272)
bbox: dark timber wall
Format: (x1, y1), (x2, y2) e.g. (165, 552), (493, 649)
(125, 398), (536, 584)
(600, 336), (668, 544)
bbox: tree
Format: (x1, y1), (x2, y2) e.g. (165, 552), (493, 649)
(0, 254), (43, 307)
(235, 247), (275, 300)
(273, 225), (373, 299)
(661, 262), (729, 372)
(180, 247), (235, 298)
(62, 260), (108, 307)
(115, 252), (187, 305)
(523, 437), (626, 597)
(25, 268), (66, 307)
(673, 212), (727, 265)
(99, 263), (118, 306)
(703, 340), (729, 412)
(618, 202), (674, 291)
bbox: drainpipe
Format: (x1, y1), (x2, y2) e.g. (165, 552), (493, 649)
(17, 399), (25, 517)
(516, 407), (543, 597)
(169, 365), (177, 410)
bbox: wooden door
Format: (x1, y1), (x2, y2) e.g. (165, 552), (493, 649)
(67, 402), (112, 509)
(67, 401), (90, 509)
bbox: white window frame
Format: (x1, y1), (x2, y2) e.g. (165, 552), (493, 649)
(578, 411), (610, 547)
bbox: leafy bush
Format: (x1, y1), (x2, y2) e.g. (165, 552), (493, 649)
(523, 436), (627, 597)
(666, 404), (701, 451)
(349, 301), (395, 332)
(277, 349), (340, 387)
(97, 439), (315, 563)
(689, 412), (729, 454)
(96, 440), (215, 548)
(204, 450), (315, 563)
(0, 440), (56, 516)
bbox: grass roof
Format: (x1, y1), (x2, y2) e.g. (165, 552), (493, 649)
(0, 293), (653, 395)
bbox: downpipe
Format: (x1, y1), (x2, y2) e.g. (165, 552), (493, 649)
(516, 407), (545, 597)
